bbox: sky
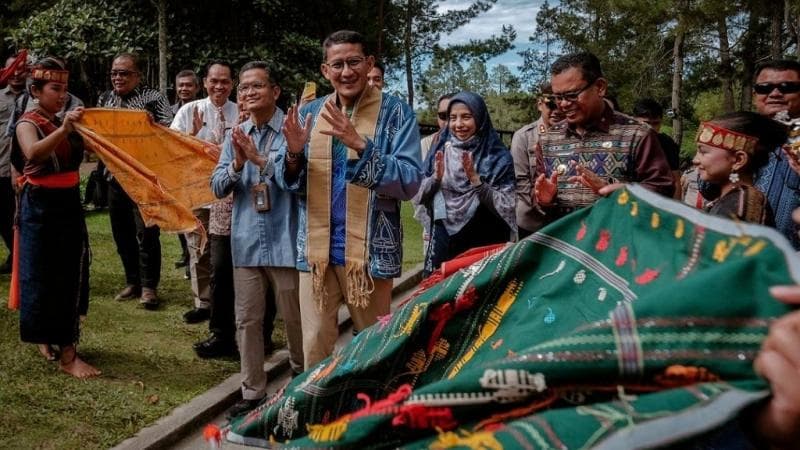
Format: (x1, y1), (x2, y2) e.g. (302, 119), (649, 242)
(437, 0), (544, 71)
(387, 0), (546, 97)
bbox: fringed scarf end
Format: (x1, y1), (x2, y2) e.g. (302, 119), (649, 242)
(345, 261), (374, 308)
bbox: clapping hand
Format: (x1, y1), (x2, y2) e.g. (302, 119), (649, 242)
(283, 104), (312, 155)
(534, 171), (558, 206)
(568, 164), (608, 194)
(319, 102), (367, 153)
(191, 106), (204, 136)
(434, 151), (444, 181)
(461, 151), (480, 185)
(231, 126), (262, 170)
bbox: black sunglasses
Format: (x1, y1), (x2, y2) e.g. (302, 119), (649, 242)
(753, 82), (800, 95)
(437, 111), (448, 121)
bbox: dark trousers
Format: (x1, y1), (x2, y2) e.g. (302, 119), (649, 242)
(208, 235), (275, 344)
(0, 176), (15, 258)
(108, 179), (161, 289)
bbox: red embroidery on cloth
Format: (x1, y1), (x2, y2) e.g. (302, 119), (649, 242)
(615, 246), (628, 266)
(377, 313), (393, 331)
(391, 404), (457, 430)
(426, 286), (479, 354)
(595, 230), (611, 252)
(634, 268), (660, 284)
(348, 384), (413, 420)
(576, 221), (587, 241)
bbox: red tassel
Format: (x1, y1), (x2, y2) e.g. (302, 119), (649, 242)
(350, 384), (413, 420)
(426, 286), (478, 354)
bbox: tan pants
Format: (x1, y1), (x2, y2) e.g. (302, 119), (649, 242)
(187, 208), (211, 309)
(299, 266), (392, 368)
(234, 266), (303, 400)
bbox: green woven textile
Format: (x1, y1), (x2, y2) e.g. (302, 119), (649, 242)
(227, 185), (800, 449)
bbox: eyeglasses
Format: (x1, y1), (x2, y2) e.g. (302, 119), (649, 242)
(437, 111), (448, 121)
(324, 57), (366, 73)
(541, 96), (558, 110)
(551, 80), (596, 103)
(110, 70), (138, 78)
(753, 82), (800, 95)
(237, 82), (270, 93)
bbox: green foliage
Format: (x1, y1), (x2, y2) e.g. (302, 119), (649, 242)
(9, 0), (154, 60)
(693, 88), (726, 122)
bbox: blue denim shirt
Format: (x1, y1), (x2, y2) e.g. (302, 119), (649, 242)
(274, 92), (423, 278)
(210, 110), (298, 268)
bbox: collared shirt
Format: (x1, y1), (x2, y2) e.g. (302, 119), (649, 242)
(210, 109), (298, 268)
(510, 118), (546, 232)
(171, 97), (238, 144)
(172, 98), (239, 232)
(0, 87), (22, 177)
(536, 105), (674, 218)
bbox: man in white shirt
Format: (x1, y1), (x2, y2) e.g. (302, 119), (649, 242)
(171, 61), (238, 330)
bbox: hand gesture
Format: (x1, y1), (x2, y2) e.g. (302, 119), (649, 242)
(434, 150), (444, 181)
(568, 164), (608, 194)
(282, 104), (312, 154)
(534, 171), (558, 206)
(191, 106), (204, 136)
(319, 101), (367, 153)
(753, 285), (800, 447)
(62, 107), (84, 133)
(781, 145), (800, 177)
(461, 151), (480, 185)
(231, 126), (261, 170)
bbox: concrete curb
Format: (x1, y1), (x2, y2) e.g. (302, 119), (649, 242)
(112, 264), (423, 450)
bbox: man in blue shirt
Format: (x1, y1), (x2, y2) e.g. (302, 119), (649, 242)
(211, 61), (303, 418)
(280, 30), (422, 369)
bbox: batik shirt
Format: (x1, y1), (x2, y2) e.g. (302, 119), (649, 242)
(536, 105), (674, 220)
(97, 86), (173, 126)
(755, 147), (800, 249)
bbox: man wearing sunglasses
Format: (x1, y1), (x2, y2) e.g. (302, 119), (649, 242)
(511, 83), (564, 238)
(533, 52), (674, 222)
(752, 59), (800, 250)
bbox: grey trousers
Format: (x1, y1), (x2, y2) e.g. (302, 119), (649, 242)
(233, 266), (303, 400)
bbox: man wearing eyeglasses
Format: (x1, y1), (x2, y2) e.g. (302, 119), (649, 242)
(97, 53), (173, 309)
(212, 61), (304, 418)
(511, 83), (565, 238)
(279, 30), (422, 369)
(171, 61), (240, 359)
(752, 59), (800, 250)
(533, 52), (673, 221)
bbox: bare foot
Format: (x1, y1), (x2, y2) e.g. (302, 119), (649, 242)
(38, 344), (57, 361)
(60, 355), (101, 379)
(59, 347), (101, 379)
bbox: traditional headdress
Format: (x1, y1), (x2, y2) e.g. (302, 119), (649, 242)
(31, 65), (68, 84)
(696, 122), (758, 154)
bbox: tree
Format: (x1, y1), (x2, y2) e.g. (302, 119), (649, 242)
(489, 64), (520, 96)
(390, 0), (515, 107)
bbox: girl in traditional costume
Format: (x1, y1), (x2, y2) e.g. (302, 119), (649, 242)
(694, 112), (786, 225)
(414, 91), (516, 276)
(12, 58), (99, 378)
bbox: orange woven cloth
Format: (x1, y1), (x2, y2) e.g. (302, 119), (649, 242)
(74, 108), (219, 233)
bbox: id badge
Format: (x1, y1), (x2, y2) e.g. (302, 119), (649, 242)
(252, 182), (271, 212)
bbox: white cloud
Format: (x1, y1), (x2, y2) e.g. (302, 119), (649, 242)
(437, 0), (545, 46)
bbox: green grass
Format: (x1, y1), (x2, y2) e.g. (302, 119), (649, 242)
(0, 202), (425, 449)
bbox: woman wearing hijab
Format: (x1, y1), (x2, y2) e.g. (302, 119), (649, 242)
(414, 91), (516, 276)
